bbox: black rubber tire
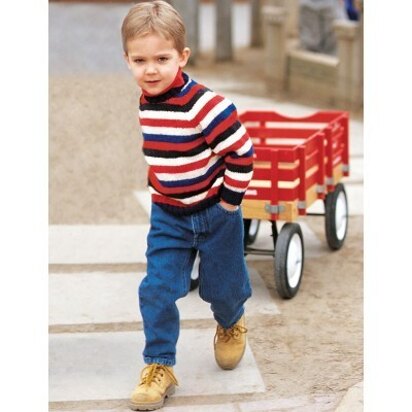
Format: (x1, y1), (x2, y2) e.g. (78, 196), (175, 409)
(325, 183), (348, 250)
(243, 219), (261, 247)
(190, 276), (199, 291)
(274, 223), (304, 299)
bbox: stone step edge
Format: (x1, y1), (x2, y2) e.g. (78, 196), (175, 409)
(49, 314), (280, 334)
(49, 392), (340, 411)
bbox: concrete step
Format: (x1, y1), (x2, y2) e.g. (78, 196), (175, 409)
(49, 329), (265, 402)
(49, 268), (279, 326)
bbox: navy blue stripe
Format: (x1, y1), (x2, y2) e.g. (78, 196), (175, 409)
(142, 131), (202, 143)
(202, 104), (236, 137)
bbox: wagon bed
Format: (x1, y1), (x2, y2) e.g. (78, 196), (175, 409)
(239, 110), (350, 222)
(239, 110), (350, 299)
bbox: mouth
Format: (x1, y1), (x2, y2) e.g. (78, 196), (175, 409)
(145, 80), (161, 85)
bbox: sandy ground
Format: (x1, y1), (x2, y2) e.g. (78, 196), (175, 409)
(247, 215), (363, 400)
(49, 47), (363, 408)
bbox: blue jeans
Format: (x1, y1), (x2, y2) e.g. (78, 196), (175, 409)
(139, 202), (252, 366)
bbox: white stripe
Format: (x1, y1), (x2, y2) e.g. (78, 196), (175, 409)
(223, 182), (246, 193)
(178, 177), (224, 204)
(213, 126), (245, 154)
(145, 148), (212, 167)
(139, 91), (216, 121)
(200, 98), (233, 130)
(226, 170), (253, 182)
(149, 177), (224, 205)
(142, 125), (200, 136)
(236, 138), (253, 156)
(156, 156), (221, 181)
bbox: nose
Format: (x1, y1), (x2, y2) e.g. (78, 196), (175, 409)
(145, 63), (158, 75)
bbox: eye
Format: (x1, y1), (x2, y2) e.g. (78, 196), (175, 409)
(158, 57), (169, 63)
(133, 58), (145, 64)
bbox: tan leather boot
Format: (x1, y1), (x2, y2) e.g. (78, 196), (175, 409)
(130, 363), (178, 410)
(214, 314), (248, 370)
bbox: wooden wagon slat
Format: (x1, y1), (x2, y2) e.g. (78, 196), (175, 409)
(240, 110), (349, 222)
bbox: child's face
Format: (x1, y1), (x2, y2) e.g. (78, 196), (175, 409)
(124, 32), (190, 96)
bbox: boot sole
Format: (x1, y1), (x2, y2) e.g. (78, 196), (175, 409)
(129, 385), (175, 411)
(215, 344), (246, 370)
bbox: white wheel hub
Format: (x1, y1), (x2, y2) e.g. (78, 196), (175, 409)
(335, 191), (348, 240)
(287, 233), (303, 288)
(249, 219), (259, 237)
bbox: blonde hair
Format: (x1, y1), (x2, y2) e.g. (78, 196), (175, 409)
(121, 1), (186, 54)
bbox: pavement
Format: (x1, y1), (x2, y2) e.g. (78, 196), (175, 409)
(49, 2), (363, 411)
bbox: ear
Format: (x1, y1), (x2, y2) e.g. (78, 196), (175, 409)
(179, 47), (191, 68)
(124, 53), (132, 70)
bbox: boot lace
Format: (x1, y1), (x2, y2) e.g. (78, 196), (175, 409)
(215, 323), (248, 343)
(140, 364), (178, 387)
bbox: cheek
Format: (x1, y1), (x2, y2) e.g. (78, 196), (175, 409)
(131, 67), (144, 80)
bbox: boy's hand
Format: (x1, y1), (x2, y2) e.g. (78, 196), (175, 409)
(219, 200), (239, 212)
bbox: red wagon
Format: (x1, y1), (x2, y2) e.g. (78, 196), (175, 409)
(240, 110), (350, 299)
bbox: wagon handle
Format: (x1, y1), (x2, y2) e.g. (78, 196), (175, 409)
(316, 132), (326, 199)
(325, 126), (335, 191)
(298, 146), (307, 216)
(265, 149), (282, 220)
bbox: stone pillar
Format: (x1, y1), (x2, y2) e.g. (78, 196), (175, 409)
(263, 6), (288, 93)
(357, 2), (364, 108)
(334, 20), (362, 110)
(265, 0), (298, 38)
(251, 0), (263, 47)
(171, 0), (199, 64)
(216, 0), (233, 61)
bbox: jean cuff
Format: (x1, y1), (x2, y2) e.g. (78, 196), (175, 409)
(144, 356), (176, 366)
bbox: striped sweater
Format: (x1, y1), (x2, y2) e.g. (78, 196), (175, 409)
(139, 70), (254, 215)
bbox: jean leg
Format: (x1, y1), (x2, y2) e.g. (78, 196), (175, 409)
(198, 204), (252, 329)
(140, 204), (196, 366)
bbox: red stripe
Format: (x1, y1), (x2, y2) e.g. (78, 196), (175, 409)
(151, 185), (220, 207)
(143, 137), (205, 151)
(167, 83), (203, 106)
(192, 94), (225, 125)
(222, 131), (250, 155)
(204, 111), (238, 147)
(224, 175), (250, 189)
(140, 117), (198, 128)
(226, 155), (254, 166)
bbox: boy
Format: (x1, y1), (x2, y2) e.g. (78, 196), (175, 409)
(121, 1), (254, 410)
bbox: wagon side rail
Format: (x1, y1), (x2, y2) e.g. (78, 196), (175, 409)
(239, 109), (348, 125)
(240, 110), (349, 184)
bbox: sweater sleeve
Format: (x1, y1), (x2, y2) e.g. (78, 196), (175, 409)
(199, 94), (254, 206)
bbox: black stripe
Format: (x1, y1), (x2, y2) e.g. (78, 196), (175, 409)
(140, 88), (207, 113)
(155, 194), (221, 216)
(207, 121), (242, 150)
(226, 163), (254, 173)
(143, 142), (210, 159)
(220, 186), (245, 206)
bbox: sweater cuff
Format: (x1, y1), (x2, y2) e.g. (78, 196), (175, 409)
(220, 186), (245, 206)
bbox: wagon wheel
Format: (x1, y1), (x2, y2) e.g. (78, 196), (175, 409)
(190, 253), (200, 291)
(274, 223), (304, 299)
(325, 183), (348, 250)
(243, 219), (261, 247)
(190, 276), (199, 291)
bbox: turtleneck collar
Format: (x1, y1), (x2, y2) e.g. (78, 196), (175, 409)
(141, 68), (187, 104)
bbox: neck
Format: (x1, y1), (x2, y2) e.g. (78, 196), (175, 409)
(142, 68), (185, 98)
